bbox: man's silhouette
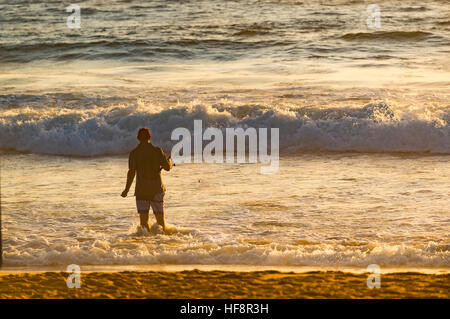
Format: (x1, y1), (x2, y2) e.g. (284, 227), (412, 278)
(121, 128), (172, 232)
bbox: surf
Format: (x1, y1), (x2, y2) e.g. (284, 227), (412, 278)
(129, 223), (193, 237)
(1, 99), (449, 156)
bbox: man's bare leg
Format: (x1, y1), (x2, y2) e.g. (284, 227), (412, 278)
(139, 212), (150, 232)
(154, 213), (166, 232)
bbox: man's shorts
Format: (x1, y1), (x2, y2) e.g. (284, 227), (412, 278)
(136, 192), (164, 215)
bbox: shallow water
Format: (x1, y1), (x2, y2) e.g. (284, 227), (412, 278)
(0, 0), (449, 271)
(1, 152), (449, 268)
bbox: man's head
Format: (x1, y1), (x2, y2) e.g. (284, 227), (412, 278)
(137, 128), (151, 143)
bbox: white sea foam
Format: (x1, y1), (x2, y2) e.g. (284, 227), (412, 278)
(2, 223), (448, 268)
(3, 233), (448, 267)
(126, 223), (194, 237)
(1, 100), (449, 155)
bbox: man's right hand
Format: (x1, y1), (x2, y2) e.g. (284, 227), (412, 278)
(121, 190), (128, 198)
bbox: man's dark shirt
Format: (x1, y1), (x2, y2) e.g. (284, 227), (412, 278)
(129, 142), (171, 200)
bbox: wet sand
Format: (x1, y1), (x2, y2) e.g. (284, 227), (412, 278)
(0, 270), (448, 299)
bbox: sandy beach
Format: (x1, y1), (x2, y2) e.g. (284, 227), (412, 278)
(0, 270), (448, 299)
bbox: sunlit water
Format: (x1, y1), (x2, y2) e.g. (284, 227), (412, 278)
(1, 152), (449, 268)
(1, 0), (449, 92)
(0, 0), (449, 270)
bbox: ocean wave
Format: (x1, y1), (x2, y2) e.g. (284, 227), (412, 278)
(398, 6), (430, 12)
(0, 99), (449, 156)
(0, 37), (293, 63)
(0, 40), (162, 63)
(341, 31), (434, 41)
(3, 232), (448, 267)
(233, 29), (271, 37)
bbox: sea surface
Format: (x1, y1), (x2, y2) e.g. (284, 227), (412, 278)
(0, 0), (449, 269)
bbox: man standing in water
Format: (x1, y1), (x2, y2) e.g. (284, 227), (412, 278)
(121, 128), (172, 232)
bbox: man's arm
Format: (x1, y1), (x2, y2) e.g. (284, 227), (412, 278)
(121, 168), (136, 197)
(160, 149), (172, 171)
(122, 152), (136, 197)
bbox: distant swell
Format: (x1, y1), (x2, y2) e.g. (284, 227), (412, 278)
(0, 98), (449, 156)
(341, 31), (434, 41)
(0, 38), (292, 63)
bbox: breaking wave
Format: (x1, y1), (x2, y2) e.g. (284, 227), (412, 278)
(3, 232), (448, 267)
(0, 96), (449, 156)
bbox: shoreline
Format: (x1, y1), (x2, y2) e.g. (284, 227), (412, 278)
(0, 270), (448, 299)
(1, 264), (449, 275)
